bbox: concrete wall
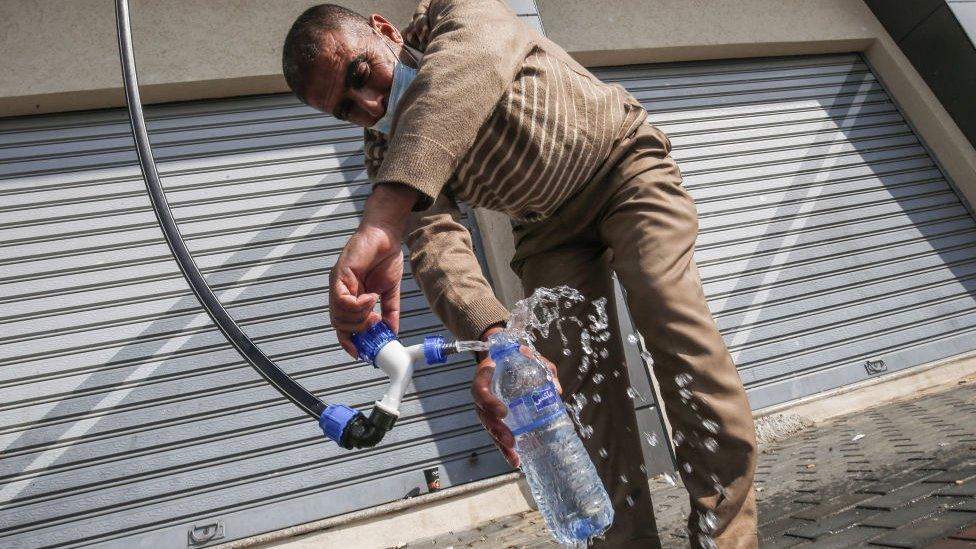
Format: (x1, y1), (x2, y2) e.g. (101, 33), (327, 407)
(0, 0), (417, 116)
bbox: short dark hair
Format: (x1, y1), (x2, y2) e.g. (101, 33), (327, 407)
(282, 4), (371, 104)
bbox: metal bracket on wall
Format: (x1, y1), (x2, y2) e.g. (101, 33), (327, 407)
(865, 358), (888, 375)
(187, 521), (225, 546)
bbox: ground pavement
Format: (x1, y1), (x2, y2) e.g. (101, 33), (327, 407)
(401, 380), (976, 548)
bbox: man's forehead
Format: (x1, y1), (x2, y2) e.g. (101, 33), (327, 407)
(307, 29), (360, 110)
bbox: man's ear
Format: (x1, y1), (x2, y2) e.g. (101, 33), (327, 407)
(369, 14), (402, 44)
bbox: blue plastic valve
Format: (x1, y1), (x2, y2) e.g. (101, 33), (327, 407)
(350, 321), (397, 365)
(424, 335), (448, 365)
(319, 404), (360, 444)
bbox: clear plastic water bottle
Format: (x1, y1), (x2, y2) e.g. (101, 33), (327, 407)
(488, 332), (614, 545)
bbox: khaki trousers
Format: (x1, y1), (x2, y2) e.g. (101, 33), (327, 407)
(510, 122), (758, 548)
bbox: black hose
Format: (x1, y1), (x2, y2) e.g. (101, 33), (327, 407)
(114, 0), (326, 419)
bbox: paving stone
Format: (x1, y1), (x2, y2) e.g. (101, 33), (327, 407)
(759, 535), (810, 548)
(955, 499), (976, 512)
(939, 480), (976, 498)
(950, 523), (976, 540)
(859, 472), (939, 495)
(924, 539), (976, 549)
(785, 507), (878, 539)
(810, 525), (887, 547)
(792, 493), (876, 521)
(859, 483), (950, 511)
(868, 511), (976, 548)
(760, 516), (814, 538)
(860, 496), (956, 528)
(923, 468), (976, 484)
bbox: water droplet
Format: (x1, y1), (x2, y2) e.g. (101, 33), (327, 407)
(702, 419), (720, 434)
(562, 348), (571, 356)
(626, 333), (639, 345)
(851, 433), (865, 442)
(592, 394), (602, 404)
(626, 387), (644, 401)
(592, 373), (605, 384)
(599, 348), (609, 359)
(579, 424), (594, 439)
(612, 369), (621, 378)
(673, 431), (685, 446)
(644, 432), (659, 446)
(703, 437), (718, 452)
(682, 462), (693, 473)
(625, 495), (635, 507)
(697, 533), (718, 549)
(598, 448), (608, 458)
(619, 474), (629, 484)
(675, 373), (693, 387)
(709, 474), (728, 497)
(662, 472), (677, 486)
(678, 388), (693, 400)
(699, 510), (718, 534)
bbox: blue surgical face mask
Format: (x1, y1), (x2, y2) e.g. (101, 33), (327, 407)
(370, 38), (420, 135)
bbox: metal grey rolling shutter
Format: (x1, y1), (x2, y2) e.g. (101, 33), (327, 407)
(596, 53), (976, 410)
(0, 94), (507, 548)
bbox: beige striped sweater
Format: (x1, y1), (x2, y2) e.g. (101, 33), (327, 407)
(363, 0), (648, 340)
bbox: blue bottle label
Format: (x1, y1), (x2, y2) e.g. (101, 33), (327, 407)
(531, 384), (559, 410)
(506, 382), (565, 436)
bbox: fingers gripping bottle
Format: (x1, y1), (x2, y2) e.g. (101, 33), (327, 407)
(488, 332), (614, 545)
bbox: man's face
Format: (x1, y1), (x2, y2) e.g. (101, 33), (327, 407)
(304, 16), (400, 128)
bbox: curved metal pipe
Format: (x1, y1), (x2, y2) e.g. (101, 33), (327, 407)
(114, 0), (326, 419)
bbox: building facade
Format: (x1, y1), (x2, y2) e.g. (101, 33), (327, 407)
(2, 1), (976, 547)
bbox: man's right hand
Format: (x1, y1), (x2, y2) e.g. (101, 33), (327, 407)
(471, 327), (562, 468)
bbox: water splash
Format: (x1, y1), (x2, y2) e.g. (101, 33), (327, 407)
(673, 431), (685, 446)
(698, 534), (718, 549)
(661, 472), (677, 486)
(699, 510), (718, 533)
(502, 286), (617, 441)
(703, 437), (719, 452)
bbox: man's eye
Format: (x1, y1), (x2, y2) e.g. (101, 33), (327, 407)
(354, 63), (370, 88)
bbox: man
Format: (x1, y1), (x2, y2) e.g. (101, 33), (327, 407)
(282, 2), (758, 547)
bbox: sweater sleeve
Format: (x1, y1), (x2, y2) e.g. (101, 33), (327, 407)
(405, 192), (510, 341)
(374, 0), (533, 210)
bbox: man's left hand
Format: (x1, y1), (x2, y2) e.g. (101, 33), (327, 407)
(330, 183), (417, 357)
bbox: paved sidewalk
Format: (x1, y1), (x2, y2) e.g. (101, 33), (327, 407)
(402, 380), (976, 548)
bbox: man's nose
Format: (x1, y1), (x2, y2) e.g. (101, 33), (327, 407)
(351, 87), (385, 118)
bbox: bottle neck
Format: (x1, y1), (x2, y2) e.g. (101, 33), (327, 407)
(489, 342), (520, 362)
